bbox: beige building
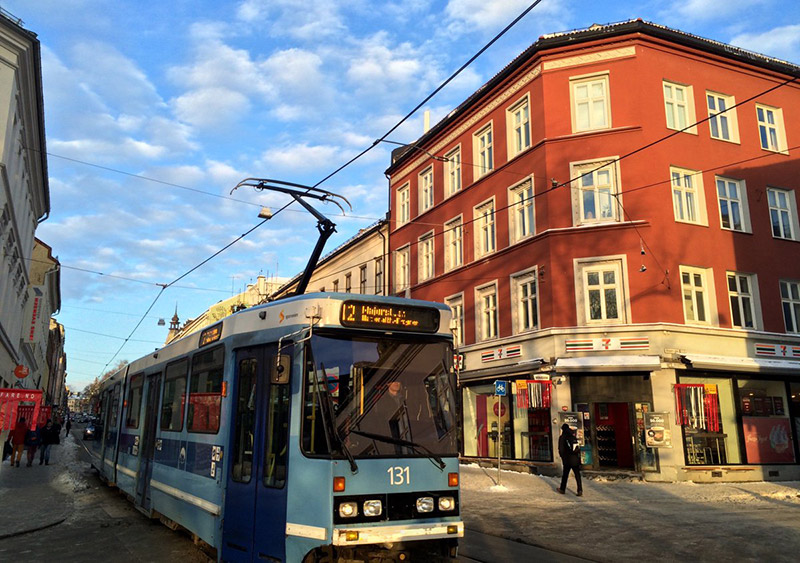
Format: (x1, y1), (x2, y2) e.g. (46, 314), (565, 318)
(0, 12), (50, 390)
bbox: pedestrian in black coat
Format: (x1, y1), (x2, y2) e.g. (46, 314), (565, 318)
(38, 419), (60, 465)
(557, 423), (583, 496)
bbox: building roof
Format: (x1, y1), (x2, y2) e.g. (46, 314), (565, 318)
(386, 19), (800, 175)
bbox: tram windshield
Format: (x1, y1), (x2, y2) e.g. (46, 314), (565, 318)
(302, 333), (458, 460)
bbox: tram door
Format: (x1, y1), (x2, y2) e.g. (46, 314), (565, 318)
(135, 372), (162, 512)
(222, 345), (291, 562)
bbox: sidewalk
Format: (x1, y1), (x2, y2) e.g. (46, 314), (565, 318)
(460, 463), (800, 562)
(0, 431), (77, 539)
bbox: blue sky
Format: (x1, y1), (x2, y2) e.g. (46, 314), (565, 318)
(5, 0), (799, 391)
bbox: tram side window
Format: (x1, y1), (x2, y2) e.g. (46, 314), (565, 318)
(188, 346), (224, 434)
(105, 384), (120, 442)
(232, 358), (257, 483)
(264, 363), (290, 488)
(126, 374), (144, 429)
(161, 359), (188, 431)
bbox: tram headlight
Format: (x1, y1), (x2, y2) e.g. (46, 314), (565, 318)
(338, 502), (358, 518)
(438, 496), (456, 511)
(363, 499), (383, 517)
(416, 496), (434, 513)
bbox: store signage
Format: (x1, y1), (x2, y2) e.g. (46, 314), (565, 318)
(742, 417), (794, 463)
(565, 337), (649, 352)
(27, 295), (41, 342)
(754, 343), (800, 358)
(558, 412), (585, 446)
(14, 364), (29, 379)
(481, 345), (521, 363)
(644, 412), (673, 448)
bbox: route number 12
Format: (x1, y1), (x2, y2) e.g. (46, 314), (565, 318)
(387, 466), (410, 485)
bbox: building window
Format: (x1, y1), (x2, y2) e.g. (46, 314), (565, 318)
(445, 294), (464, 347)
(507, 96), (531, 158)
(476, 283), (498, 341)
(681, 266), (712, 325)
(418, 232), (435, 282)
(345, 273), (352, 293)
(781, 280), (800, 333)
(756, 104), (787, 153)
(395, 246), (410, 292)
(571, 160), (619, 224)
(767, 187), (798, 240)
(359, 265), (367, 294)
(374, 258), (383, 295)
(671, 167), (705, 225)
(445, 147), (461, 196)
(419, 167), (434, 213)
(716, 177), (749, 232)
(332, 280), (339, 292)
(512, 269), (538, 333)
(473, 124), (493, 179)
(509, 178), (535, 242)
(582, 263), (622, 323)
(663, 81), (695, 132)
(727, 272), (757, 329)
(706, 91), (738, 142)
(571, 74), (609, 132)
(397, 184), (410, 226)
(444, 216), (463, 272)
(474, 200), (496, 258)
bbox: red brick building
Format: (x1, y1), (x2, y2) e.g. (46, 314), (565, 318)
(386, 20), (800, 481)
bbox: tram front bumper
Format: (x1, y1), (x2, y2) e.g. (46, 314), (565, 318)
(332, 521), (464, 546)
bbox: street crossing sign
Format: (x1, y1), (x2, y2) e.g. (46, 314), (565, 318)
(494, 380), (507, 396)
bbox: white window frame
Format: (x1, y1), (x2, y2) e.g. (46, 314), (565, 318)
(475, 282), (499, 342)
(445, 146), (462, 197)
(374, 258), (383, 295)
(767, 187), (799, 241)
(473, 198), (496, 258)
(706, 91), (739, 143)
(663, 80), (697, 134)
(394, 245), (410, 293)
(507, 94), (531, 159)
(715, 176), (750, 233)
(445, 293), (465, 347)
(473, 123), (494, 179)
(726, 271), (761, 330)
(511, 267), (539, 334)
(396, 183), (410, 227)
(570, 72), (610, 133)
(508, 177), (535, 243)
(670, 166), (707, 226)
(418, 231), (435, 282)
(574, 258), (628, 325)
(679, 265), (717, 326)
(418, 166), (434, 214)
(444, 216), (463, 272)
(570, 158), (622, 225)
(755, 104), (788, 154)
(780, 280), (800, 333)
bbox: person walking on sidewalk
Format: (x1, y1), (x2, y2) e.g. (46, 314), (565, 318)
(24, 424), (42, 467)
(10, 417), (28, 467)
(557, 423), (583, 496)
(65, 417), (71, 437)
(38, 419), (60, 465)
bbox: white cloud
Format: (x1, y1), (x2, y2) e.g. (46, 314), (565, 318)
(235, 0), (347, 40)
(258, 143), (342, 174)
(172, 87), (251, 129)
(666, 0), (770, 21)
(729, 24), (800, 63)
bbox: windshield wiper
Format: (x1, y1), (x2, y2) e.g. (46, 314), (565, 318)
(348, 429), (446, 471)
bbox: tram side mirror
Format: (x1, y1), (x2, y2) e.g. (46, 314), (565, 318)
(271, 354), (291, 385)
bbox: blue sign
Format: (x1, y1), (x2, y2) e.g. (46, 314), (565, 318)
(494, 380), (507, 396)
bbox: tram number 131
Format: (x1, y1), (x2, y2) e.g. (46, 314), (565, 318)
(387, 466), (410, 486)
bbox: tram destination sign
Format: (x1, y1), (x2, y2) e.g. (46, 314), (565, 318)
(340, 300), (440, 333)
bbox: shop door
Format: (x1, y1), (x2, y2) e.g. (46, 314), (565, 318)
(594, 403), (634, 468)
(222, 345), (290, 562)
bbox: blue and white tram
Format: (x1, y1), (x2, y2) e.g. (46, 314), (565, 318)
(87, 293), (462, 562)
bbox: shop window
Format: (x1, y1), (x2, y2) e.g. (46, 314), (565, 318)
(677, 378), (741, 465)
(737, 379), (794, 464)
(462, 385), (510, 458)
(512, 380), (553, 462)
(188, 346), (224, 434)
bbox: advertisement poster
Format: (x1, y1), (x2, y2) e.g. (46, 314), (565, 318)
(558, 412), (585, 446)
(742, 417), (795, 463)
(644, 412), (673, 447)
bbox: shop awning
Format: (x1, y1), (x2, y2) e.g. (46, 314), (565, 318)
(680, 354), (800, 372)
(555, 355), (661, 372)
